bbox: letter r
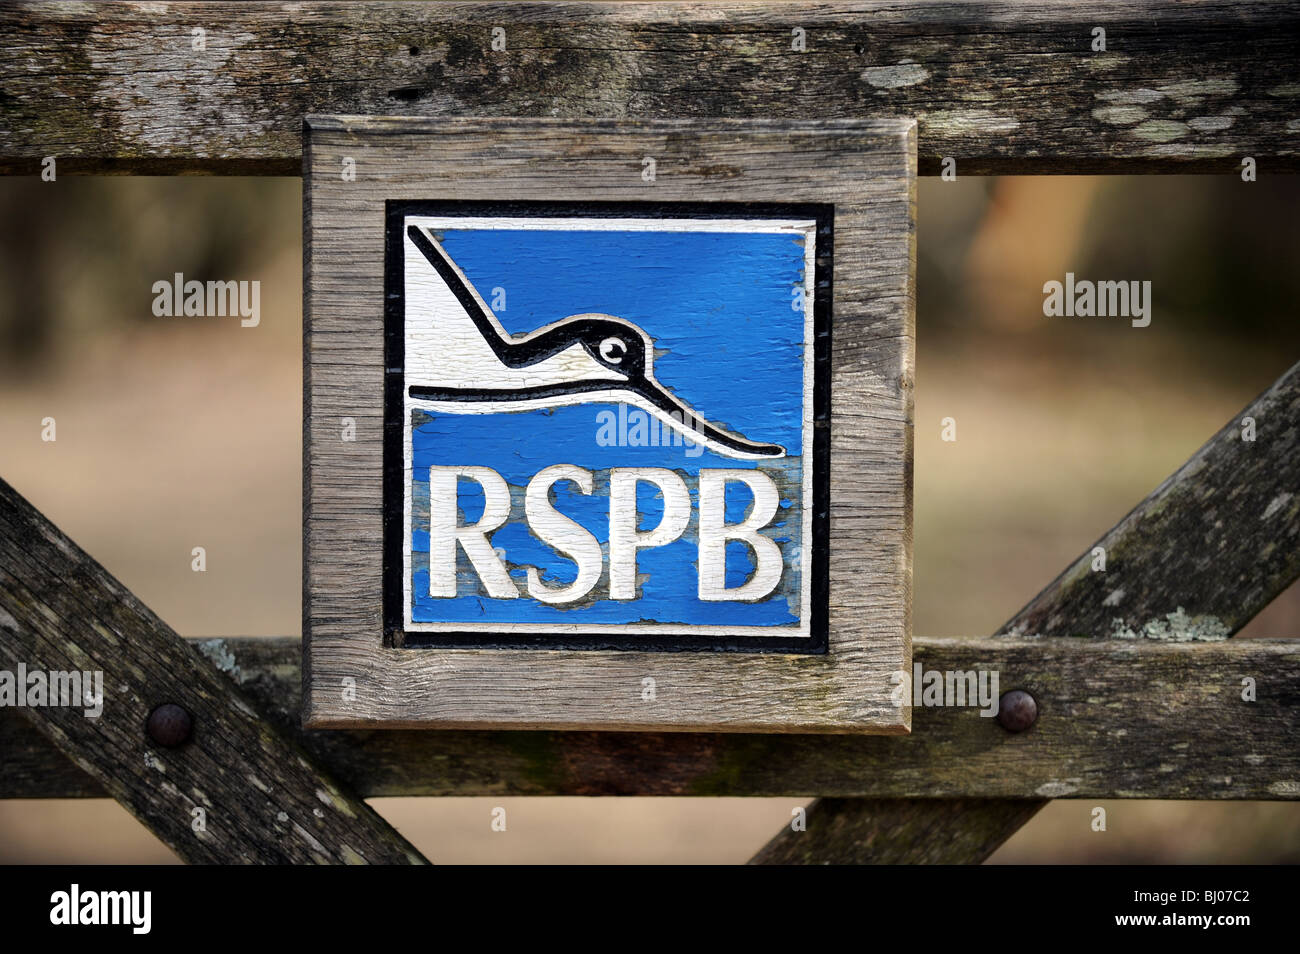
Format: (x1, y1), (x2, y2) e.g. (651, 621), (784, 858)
(426, 466), (518, 599)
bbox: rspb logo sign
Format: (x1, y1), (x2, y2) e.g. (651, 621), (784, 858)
(384, 202), (830, 651)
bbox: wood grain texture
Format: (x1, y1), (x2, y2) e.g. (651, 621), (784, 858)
(2, 2), (1297, 174)
(749, 798), (1047, 864)
(7, 635), (1297, 800)
(0, 478), (426, 864)
(305, 116), (915, 733)
(1002, 359), (1300, 640)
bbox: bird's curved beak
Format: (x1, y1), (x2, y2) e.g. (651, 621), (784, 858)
(628, 374), (786, 459)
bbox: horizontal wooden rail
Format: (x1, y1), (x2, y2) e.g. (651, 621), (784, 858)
(2, 1), (1298, 175)
(5, 635), (1296, 800)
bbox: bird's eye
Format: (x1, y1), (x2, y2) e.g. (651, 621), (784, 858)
(599, 337), (626, 363)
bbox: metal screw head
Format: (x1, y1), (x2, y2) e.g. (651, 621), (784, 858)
(997, 689), (1038, 733)
(146, 703), (193, 747)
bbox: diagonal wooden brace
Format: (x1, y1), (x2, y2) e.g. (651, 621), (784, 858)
(751, 359), (1300, 864)
(0, 478), (426, 864)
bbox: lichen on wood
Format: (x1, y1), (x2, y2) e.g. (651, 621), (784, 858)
(2, 2), (1298, 174)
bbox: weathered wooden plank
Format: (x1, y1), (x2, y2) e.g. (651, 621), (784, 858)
(2, 1), (1297, 174)
(0, 479), (426, 864)
(5, 635), (1297, 799)
(1002, 360), (1300, 640)
(749, 798), (1048, 864)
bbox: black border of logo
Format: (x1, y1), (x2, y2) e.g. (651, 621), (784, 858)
(383, 200), (832, 654)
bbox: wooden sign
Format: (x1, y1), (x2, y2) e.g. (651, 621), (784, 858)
(304, 117), (915, 733)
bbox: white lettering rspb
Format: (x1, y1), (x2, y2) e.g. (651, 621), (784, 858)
(424, 465), (783, 604)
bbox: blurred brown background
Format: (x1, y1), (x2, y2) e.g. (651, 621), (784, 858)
(1, 174), (1298, 863)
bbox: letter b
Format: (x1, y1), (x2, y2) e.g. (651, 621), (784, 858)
(698, 470), (783, 601)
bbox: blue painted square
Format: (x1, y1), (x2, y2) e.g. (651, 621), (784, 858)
(395, 209), (824, 646)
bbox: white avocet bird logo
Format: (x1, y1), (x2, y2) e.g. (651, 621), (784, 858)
(404, 225), (786, 460)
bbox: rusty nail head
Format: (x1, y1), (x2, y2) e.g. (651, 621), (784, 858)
(146, 703), (193, 747)
(997, 689), (1038, 733)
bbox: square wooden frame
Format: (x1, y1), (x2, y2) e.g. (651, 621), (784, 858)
(304, 116), (915, 733)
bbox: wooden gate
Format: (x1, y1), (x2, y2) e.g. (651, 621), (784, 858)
(1, 1), (1297, 864)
